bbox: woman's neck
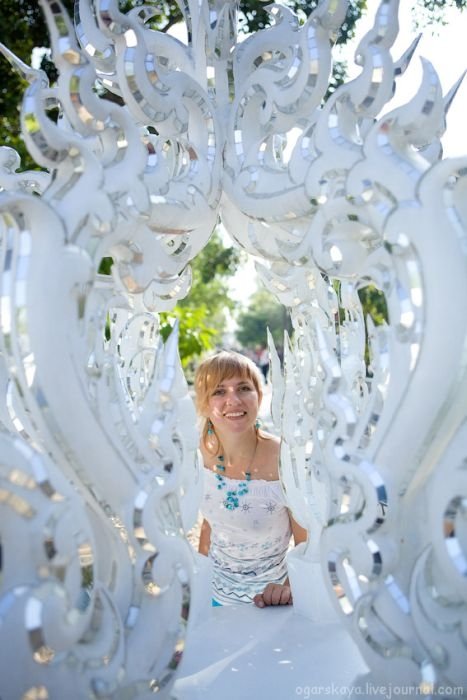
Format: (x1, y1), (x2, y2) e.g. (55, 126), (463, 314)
(217, 428), (258, 466)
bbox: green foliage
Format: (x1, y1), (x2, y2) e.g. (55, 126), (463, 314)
(159, 305), (218, 368)
(415, 0), (467, 27)
(238, 0), (365, 41)
(235, 288), (291, 350)
(98, 257), (113, 276)
(0, 0), (60, 170)
(358, 284), (388, 327)
(327, 60), (349, 98)
(160, 230), (242, 366)
(357, 284), (389, 371)
(181, 231), (242, 305)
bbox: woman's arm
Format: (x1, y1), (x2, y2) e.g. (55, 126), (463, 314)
(253, 513), (308, 608)
(198, 518), (211, 556)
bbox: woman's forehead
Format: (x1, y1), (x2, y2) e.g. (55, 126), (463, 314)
(214, 375), (254, 387)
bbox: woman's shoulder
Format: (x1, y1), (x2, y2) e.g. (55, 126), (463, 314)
(254, 431), (280, 480)
(259, 431), (280, 450)
(200, 443), (216, 468)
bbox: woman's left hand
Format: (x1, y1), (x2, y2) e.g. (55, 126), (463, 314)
(253, 583), (292, 608)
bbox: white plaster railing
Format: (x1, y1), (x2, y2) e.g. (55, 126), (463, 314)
(0, 0), (466, 698)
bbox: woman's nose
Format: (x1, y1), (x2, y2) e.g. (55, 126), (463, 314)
(226, 390), (241, 403)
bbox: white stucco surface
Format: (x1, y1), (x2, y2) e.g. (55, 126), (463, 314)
(174, 605), (370, 700)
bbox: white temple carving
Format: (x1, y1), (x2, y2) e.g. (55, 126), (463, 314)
(0, 0), (466, 698)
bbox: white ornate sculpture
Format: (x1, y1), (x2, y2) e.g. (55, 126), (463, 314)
(0, 0), (466, 697)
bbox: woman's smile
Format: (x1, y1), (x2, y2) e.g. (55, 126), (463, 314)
(208, 376), (259, 431)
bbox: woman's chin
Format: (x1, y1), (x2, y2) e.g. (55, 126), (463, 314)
(221, 419), (253, 432)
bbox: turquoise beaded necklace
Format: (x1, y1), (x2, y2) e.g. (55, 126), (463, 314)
(214, 437), (258, 511)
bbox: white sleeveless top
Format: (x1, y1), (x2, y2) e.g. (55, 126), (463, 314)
(201, 468), (292, 605)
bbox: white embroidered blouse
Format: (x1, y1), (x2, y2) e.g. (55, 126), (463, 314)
(201, 468), (292, 605)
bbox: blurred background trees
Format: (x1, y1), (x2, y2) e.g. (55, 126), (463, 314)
(235, 289), (291, 350)
(159, 231), (242, 368)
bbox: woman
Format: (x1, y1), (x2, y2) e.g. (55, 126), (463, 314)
(194, 350), (307, 607)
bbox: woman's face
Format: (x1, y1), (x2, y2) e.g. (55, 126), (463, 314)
(207, 374), (260, 435)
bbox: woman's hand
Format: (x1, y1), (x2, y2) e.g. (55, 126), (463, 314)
(253, 582), (292, 608)
(198, 518), (211, 556)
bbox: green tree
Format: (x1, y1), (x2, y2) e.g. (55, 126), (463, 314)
(358, 284), (388, 328)
(159, 230), (242, 368)
(235, 288), (291, 350)
(355, 284), (388, 373)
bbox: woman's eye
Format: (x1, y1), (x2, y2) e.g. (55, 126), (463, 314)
(213, 389), (224, 396)
(240, 385), (252, 391)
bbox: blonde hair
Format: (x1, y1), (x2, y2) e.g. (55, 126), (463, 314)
(194, 350), (263, 454)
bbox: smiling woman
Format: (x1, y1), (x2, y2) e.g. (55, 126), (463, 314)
(193, 350), (307, 607)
